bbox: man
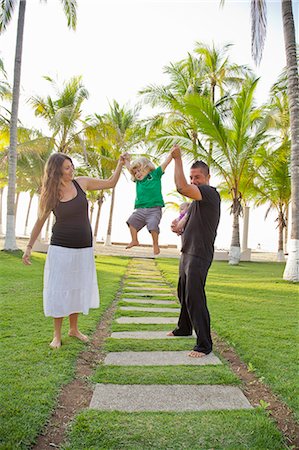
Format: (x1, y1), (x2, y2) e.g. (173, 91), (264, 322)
(168, 145), (221, 358)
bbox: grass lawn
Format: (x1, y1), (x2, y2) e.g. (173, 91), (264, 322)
(92, 365), (239, 385)
(0, 251), (129, 449)
(64, 410), (284, 449)
(2, 254), (296, 449)
(157, 259), (299, 420)
(65, 258), (289, 449)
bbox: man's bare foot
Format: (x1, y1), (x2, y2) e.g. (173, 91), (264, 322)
(153, 244), (160, 255)
(188, 350), (207, 358)
(167, 331), (175, 336)
(126, 241), (139, 249)
(68, 330), (89, 343)
(49, 337), (61, 349)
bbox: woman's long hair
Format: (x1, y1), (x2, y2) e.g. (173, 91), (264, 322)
(39, 153), (74, 218)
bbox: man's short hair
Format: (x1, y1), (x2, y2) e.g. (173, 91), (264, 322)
(191, 160), (210, 176)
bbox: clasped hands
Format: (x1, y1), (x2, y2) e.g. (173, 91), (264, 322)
(170, 144), (181, 159)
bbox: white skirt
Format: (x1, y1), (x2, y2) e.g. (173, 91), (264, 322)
(43, 245), (100, 318)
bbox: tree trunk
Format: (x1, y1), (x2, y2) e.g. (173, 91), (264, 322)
(242, 205), (250, 251)
(89, 203), (94, 225)
(14, 192), (20, 232)
(24, 193), (33, 236)
(282, 0), (299, 281)
(277, 210), (285, 262)
(284, 202), (289, 253)
(4, 0), (26, 250)
(0, 187), (3, 235)
(229, 198), (241, 265)
(94, 193), (104, 240)
(105, 188), (115, 246)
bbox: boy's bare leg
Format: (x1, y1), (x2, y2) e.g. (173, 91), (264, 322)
(50, 317), (63, 348)
(151, 230), (160, 255)
(68, 313), (89, 342)
(126, 225), (140, 249)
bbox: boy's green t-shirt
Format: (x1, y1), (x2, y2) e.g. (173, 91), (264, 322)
(134, 166), (165, 208)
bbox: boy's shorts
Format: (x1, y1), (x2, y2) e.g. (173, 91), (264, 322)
(126, 207), (162, 234)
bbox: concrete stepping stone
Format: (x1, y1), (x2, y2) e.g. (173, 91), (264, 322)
(126, 276), (163, 280)
(111, 331), (194, 339)
(126, 283), (167, 288)
(90, 384), (252, 411)
(128, 273), (159, 276)
(126, 272), (162, 280)
(120, 306), (180, 313)
(116, 317), (178, 324)
(128, 267), (160, 274)
(104, 351), (222, 366)
(124, 292), (172, 297)
(124, 287), (170, 291)
(122, 299), (177, 305)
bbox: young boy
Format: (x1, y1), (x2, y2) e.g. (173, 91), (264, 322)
(125, 153), (172, 255)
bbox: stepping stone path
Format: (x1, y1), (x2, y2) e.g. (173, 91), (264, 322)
(111, 331), (195, 339)
(104, 351), (222, 366)
(116, 317), (178, 324)
(90, 258), (252, 413)
(119, 306), (181, 313)
(90, 385), (252, 411)
(123, 292), (172, 297)
(123, 286), (170, 291)
(122, 298), (177, 305)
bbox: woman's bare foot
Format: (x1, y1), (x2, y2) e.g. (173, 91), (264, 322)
(188, 350), (207, 358)
(153, 244), (160, 255)
(167, 331), (175, 336)
(49, 337), (61, 349)
(126, 240), (139, 249)
(68, 330), (89, 343)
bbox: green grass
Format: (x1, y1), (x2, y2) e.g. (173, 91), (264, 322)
(92, 364), (239, 385)
(121, 293), (175, 300)
(157, 258), (299, 420)
(64, 410), (284, 449)
(0, 251), (129, 449)
(111, 322), (178, 332)
(105, 338), (204, 352)
(114, 309), (179, 318)
(118, 301), (178, 309)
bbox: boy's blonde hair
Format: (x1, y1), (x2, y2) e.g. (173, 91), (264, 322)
(129, 157), (155, 181)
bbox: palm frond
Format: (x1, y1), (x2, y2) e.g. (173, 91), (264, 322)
(251, 0), (267, 65)
(0, 0), (16, 32)
(60, 0), (77, 29)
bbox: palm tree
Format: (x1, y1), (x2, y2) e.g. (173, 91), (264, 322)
(88, 101), (144, 245)
(74, 147), (111, 244)
(15, 131), (54, 240)
(181, 77), (267, 264)
(30, 75), (88, 153)
(254, 145), (291, 261)
(140, 44), (251, 160)
(220, 0), (298, 279)
(0, 0), (77, 250)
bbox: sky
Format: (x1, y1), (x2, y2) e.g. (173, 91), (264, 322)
(1, 0), (298, 251)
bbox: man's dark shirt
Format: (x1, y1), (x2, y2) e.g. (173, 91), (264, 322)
(181, 184), (221, 262)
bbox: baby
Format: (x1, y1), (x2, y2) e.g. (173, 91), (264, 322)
(172, 202), (190, 235)
(125, 153), (172, 255)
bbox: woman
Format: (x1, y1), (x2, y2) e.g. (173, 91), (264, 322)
(22, 152), (125, 348)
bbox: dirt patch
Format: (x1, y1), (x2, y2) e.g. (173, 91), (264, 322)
(33, 286), (123, 449)
(213, 332), (299, 449)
